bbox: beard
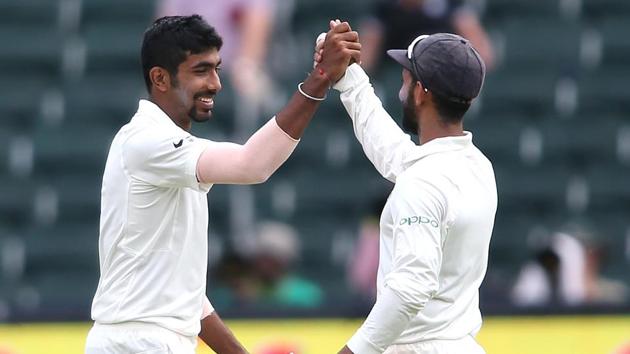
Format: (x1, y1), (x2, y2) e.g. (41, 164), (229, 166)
(187, 90), (217, 122)
(171, 77), (214, 123)
(402, 92), (418, 135)
(188, 105), (210, 122)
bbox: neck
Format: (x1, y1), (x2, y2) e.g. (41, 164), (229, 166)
(417, 112), (464, 145)
(149, 95), (192, 131)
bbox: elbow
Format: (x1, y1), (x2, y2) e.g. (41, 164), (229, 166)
(247, 166), (274, 184)
(393, 287), (433, 314)
(386, 275), (437, 313)
(251, 172), (270, 184)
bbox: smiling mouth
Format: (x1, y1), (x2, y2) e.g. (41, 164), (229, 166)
(197, 96), (214, 109)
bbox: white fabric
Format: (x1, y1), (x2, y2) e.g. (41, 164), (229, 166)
(91, 100), (214, 337)
(333, 65), (417, 183)
(196, 117), (298, 184)
(201, 296), (214, 320)
(382, 335), (485, 354)
(85, 322), (196, 354)
(347, 287), (413, 354)
(335, 64), (497, 353)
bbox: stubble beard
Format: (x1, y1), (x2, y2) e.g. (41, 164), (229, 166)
(188, 106), (209, 123)
(402, 93), (419, 135)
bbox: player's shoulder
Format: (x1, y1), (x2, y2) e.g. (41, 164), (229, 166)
(124, 116), (184, 146)
(396, 167), (448, 194)
(119, 121), (193, 169)
(469, 144), (496, 175)
(404, 153), (452, 180)
(399, 154), (463, 196)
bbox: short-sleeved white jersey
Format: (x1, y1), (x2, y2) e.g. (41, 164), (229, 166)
(91, 99), (212, 337)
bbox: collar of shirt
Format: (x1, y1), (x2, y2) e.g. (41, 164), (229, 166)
(135, 99), (186, 132)
(403, 132), (473, 164)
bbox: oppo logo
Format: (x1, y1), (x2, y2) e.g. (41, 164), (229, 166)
(399, 216), (439, 228)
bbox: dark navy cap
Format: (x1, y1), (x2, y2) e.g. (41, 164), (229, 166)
(387, 33), (486, 104)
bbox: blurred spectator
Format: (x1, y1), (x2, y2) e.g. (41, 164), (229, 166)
(211, 252), (260, 308)
(250, 221), (323, 308)
(212, 221), (323, 309)
(511, 223), (628, 307)
(360, 0), (495, 73)
(347, 194), (390, 302)
(157, 0), (279, 104)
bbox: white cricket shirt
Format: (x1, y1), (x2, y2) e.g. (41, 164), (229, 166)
(91, 100), (213, 337)
(335, 65), (497, 354)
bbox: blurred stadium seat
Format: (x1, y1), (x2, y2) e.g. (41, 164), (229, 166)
(80, 0), (155, 27)
(0, 177), (36, 229)
(0, 0), (61, 28)
(577, 68), (630, 115)
(83, 24), (146, 76)
(498, 19), (581, 74)
(484, 0), (572, 20)
(582, 0), (630, 20)
(540, 115), (622, 165)
(481, 69), (560, 116)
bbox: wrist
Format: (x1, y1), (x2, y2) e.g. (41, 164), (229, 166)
(302, 68), (331, 98)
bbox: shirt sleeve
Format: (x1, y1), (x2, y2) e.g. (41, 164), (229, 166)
(347, 176), (447, 353)
(201, 295), (215, 320)
(333, 64), (416, 183)
(195, 117), (299, 185)
(123, 130), (211, 191)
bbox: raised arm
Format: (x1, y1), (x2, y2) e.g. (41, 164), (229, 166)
(314, 33), (415, 183)
(196, 21), (361, 185)
(334, 64), (416, 183)
(196, 117), (297, 184)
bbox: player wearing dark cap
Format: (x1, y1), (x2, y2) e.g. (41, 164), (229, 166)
(317, 32), (496, 354)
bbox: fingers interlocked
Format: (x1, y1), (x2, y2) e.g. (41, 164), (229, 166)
(314, 20), (362, 83)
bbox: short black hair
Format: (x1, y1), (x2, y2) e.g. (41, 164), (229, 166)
(431, 93), (471, 124)
(141, 15), (223, 92)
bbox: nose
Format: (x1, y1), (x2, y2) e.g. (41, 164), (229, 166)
(207, 70), (222, 93)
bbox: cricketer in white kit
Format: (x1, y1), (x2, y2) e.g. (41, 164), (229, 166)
(317, 32), (497, 354)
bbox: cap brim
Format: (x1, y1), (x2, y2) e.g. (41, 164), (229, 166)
(387, 49), (414, 73)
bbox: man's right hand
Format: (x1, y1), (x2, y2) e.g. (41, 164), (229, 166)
(272, 20), (360, 139)
(316, 20), (361, 83)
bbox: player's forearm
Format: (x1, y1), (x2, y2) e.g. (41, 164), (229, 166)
(196, 118), (298, 184)
(274, 69), (331, 139)
(346, 287), (417, 354)
(199, 312), (249, 354)
(335, 64), (414, 182)
(196, 67), (331, 185)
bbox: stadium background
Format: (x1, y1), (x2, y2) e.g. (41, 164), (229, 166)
(0, 0), (628, 353)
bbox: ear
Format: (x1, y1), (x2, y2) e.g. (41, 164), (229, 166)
(413, 81), (427, 106)
(149, 67), (171, 93)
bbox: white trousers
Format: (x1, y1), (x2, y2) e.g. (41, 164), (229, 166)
(383, 335), (486, 354)
(85, 322), (197, 354)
